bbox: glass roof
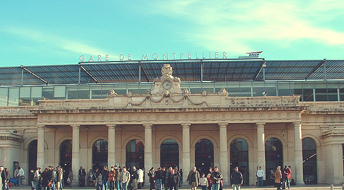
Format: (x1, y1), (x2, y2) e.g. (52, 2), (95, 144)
(1, 59), (343, 86)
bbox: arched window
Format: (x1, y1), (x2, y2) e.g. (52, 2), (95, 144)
(302, 137), (317, 184)
(92, 139), (108, 170)
(195, 138), (214, 174)
(126, 139), (144, 169)
(265, 137), (283, 184)
(28, 140), (37, 172)
(230, 138), (249, 185)
(160, 139), (179, 168)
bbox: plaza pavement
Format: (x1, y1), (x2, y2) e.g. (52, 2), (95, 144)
(9, 184), (344, 190)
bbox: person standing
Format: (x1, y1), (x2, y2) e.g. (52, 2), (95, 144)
(79, 166), (86, 187)
(155, 168), (163, 190)
(87, 169), (94, 187)
(17, 167), (24, 186)
(109, 167), (116, 190)
(211, 167), (223, 190)
(274, 166), (282, 190)
(186, 167), (200, 190)
(67, 169), (73, 187)
(230, 167), (243, 190)
(199, 174), (208, 190)
(102, 166), (109, 190)
(147, 168), (155, 190)
(137, 168), (143, 189)
(179, 169), (183, 187)
(256, 166), (264, 187)
(29, 169), (34, 190)
(57, 167), (64, 190)
(119, 167), (130, 190)
(284, 166), (292, 189)
(131, 166), (138, 190)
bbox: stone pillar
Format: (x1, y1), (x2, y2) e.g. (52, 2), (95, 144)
(108, 124), (116, 166)
(37, 125), (45, 168)
(144, 123), (153, 184)
(257, 122), (266, 179)
(182, 123), (191, 181)
(72, 125), (80, 186)
(293, 122), (304, 185)
(219, 123), (229, 185)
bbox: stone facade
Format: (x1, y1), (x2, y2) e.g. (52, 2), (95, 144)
(0, 64), (343, 185)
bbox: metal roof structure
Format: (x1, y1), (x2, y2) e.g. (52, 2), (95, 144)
(1, 58), (343, 86)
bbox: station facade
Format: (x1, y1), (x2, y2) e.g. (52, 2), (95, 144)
(0, 60), (344, 186)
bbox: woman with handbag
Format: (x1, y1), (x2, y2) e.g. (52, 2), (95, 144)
(274, 166), (282, 190)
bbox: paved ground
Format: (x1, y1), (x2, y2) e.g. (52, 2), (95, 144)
(9, 185), (344, 190)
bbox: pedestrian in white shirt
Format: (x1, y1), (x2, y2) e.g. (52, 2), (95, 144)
(256, 166), (264, 187)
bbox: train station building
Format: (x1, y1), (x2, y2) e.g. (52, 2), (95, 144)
(0, 58), (344, 185)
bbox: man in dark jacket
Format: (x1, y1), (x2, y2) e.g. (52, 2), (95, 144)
(230, 167), (243, 190)
(102, 166), (109, 190)
(186, 167), (200, 190)
(211, 166), (223, 190)
(79, 166), (86, 187)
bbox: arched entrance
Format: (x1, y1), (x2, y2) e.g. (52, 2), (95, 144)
(265, 137), (283, 182)
(230, 138), (249, 185)
(195, 138), (214, 174)
(160, 139), (179, 168)
(302, 137), (317, 184)
(28, 140), (37, 172)
(126, 139), (144, 169)
(92, 139), (108, 170)
(60, 139), (72, 184)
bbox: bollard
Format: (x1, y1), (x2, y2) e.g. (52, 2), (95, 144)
(330, 184), (333, 190)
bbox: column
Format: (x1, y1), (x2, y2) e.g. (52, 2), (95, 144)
(219, 123), (229, 185)
(182, 123), (191, 181)
(293, 122), (304, 185)
(144, 123), (153, 183)
(72, 125), (80, 186)
(107, 124), (116, 166)
(37, 125), (45, 168)
(257, 123), (266, 179)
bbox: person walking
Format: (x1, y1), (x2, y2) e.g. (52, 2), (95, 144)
(230, 167), (243, 190)
(186, 167), (200, 190)
(256, 166), (264, 187)
(211, 167), (223, 190)
(274, 166), (282, 190)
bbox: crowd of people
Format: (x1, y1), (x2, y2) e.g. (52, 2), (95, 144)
(29, 165), (67, 190)
(146, 166), (243, 190)
(0, 164), (293, 190)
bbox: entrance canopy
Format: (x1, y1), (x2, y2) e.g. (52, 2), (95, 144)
(1, 59), (343, 86)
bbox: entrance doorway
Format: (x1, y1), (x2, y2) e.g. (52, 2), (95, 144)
(302, 137), (317, 184)
(160, 139), (179, 168)
(126, 139), (144, 169)
(195, 138), (214, 175)
(230, 138), (249, 185)
(60, 139), (72, 184)
(92, 139), (108, 170)
(265, 137), (283, 184)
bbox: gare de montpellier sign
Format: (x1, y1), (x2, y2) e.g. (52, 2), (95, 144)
(79, 51), (263, 62)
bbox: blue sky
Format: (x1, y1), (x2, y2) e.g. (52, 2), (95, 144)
(1, 0), (344, 67)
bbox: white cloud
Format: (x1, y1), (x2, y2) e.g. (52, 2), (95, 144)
(144, 0), (344, 53)
(2, 26), (110, 55)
